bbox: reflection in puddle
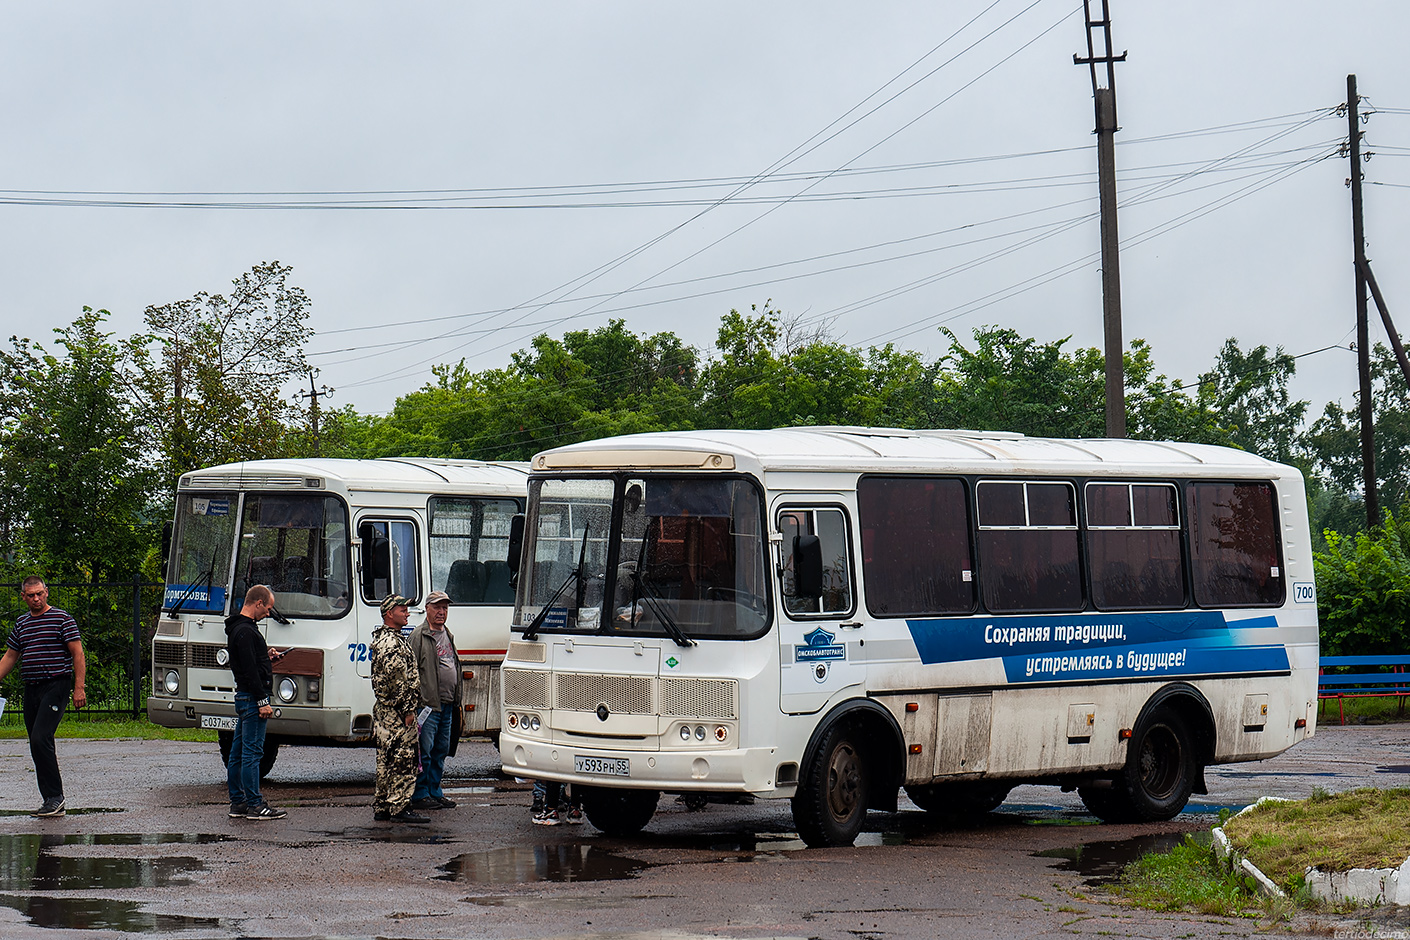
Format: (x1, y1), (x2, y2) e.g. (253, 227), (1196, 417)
(1035, 831), (1206, 885)
(0, 807), (124, 817)
(470, 894), (660, 910)
(438, 844), (653, 883)
(311, 828), (453, 845)
(0, 833), (226, 932)
(1377, 765), (1410, 775)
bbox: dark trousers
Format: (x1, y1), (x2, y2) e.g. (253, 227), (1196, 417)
(23, 675), (71, 802)
(413, 702), (455, 801)
(227, 693), (267, 807)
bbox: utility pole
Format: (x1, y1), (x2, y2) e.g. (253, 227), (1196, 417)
(296, 369), (332, 457)
(1346, 74), (1377, 528)
(1074, 0), (1128, 438)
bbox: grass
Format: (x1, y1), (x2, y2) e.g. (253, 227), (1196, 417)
(0, 713), (216, 742)
(1115, 834), (1266, 918)
(1221, 787), (1410, 889)
(1316, 694), (1410, 725)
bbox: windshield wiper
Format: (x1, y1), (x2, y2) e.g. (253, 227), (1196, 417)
(523, 524), (591, 642)
(631, 569), (696, 651)
(168, 560), (218, 616)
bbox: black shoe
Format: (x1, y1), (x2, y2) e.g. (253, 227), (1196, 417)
(373, 809), (391, 821)
(409, 797), (441, 812)
(32, 799), (65, 818)
(389, 809), (431, 824)
(228, 803), (249, 819)
(435, 795), (457, 809)
(244, 804), (287, 820)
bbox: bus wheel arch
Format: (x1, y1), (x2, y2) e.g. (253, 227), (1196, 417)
(1079, 684), (1209, 822)
(793, 700), (904, 847)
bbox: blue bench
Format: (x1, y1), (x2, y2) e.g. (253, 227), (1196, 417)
(1318, 655), (1410, 725)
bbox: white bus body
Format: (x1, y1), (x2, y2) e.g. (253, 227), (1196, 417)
(499, 428), (1319, 846)
(148, 457), (528, 773)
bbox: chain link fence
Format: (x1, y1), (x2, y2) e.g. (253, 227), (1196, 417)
(0, 580), (166, 725)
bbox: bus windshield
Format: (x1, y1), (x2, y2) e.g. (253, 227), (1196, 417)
(165, 493), (239, 613)
(519, 476), (769, 640)
(232, 494), (351, 618)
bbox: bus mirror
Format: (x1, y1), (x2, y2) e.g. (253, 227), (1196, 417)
(791, 535), (824, 598)
(160, 521), (173, 572)
(358, 522), (390, 598)
(506, 514), (525, 574)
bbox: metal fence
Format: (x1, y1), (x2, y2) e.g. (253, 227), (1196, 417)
(0, 580), (166, 723)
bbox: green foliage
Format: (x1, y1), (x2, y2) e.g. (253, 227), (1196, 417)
(1304, 342), (1410, 512)
(1315, 505), (1410, 655)
(1196, 340), (1307, 464)
(121, 261), (314, 486)
(1116, 834), (1262, 917)
(0, 309), (158, 582)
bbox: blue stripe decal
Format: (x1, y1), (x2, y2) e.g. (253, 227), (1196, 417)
(904, 611), (1288, 683)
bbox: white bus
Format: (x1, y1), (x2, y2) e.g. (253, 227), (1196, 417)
(498, 427), (1319, 846)
(148, 457), (528, 774)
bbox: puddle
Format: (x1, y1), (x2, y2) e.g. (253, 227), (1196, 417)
(438, 844), (654, 883)
(312, 828), (454, 845)
(0, 833), (225, 932)
(470, 894), (662, 910)
(1035, 831), (1208, 885)
(0, 807), (124, 817)
(1376, 765), (1410, 775)
(0, 834), (223, 892)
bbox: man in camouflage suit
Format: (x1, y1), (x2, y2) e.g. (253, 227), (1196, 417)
(370, 595), (430, 824)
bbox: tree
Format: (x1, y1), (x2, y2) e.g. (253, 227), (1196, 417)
(1195, 340), (1307, 464)
(1315, 505), (1410, 655)
(0, 309), (157, 582)
(122, 261), (314, 486)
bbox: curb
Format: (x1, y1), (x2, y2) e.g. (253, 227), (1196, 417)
(1216, 797), (1410, 906)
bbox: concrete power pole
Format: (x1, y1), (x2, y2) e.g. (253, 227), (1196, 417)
(1074, 0), (1128, 438)
(1346, 74), (1378, 528)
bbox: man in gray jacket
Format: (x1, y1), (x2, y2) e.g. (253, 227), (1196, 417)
(409, 591), (461, 811)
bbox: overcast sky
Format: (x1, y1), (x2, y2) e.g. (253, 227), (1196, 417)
(3, 2), (1408, 424)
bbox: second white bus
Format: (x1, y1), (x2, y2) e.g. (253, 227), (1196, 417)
(499, 427), (1319, 846)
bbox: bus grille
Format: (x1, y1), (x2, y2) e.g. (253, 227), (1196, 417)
(660, 677), (737, 720)
(152, 642), (185, 667)
(506, 641), (546, 663)
(190, 644), (228, 670)
(556, 673), (653, 715)
(502, 669), (550, 709)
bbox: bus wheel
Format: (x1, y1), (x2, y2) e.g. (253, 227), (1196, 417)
(215, 730), (280, 781)
(794, 724), (867, 847)
(1080, 707), (1195, 822)
(580, 787), (659, 836)
(905, 781), (1011, 816)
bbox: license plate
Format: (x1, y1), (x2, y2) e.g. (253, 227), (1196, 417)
(199, 715), (238, 731)
(574, 755), (630, 777)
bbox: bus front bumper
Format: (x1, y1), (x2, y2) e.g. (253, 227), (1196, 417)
(499, 729), (791, 796)
(147, 697), (359, 740)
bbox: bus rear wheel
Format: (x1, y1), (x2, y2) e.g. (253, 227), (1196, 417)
(1079, 706), (1195, 822)
(579, 786), (659, 836)
(794, 724), (867, 847)
(217, 730), (281, 781)
(905, 781), (1011, 816)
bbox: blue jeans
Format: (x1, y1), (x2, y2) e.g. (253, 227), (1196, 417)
(413, 702), (455, 801)
(227, 693), (267, 807)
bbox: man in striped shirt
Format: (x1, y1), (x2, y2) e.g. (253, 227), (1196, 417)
(0, 576), (86, 817)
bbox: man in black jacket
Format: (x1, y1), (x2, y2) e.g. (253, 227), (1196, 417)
(224, 585), (288, 820)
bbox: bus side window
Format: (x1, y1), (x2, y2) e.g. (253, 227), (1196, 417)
(778, 507), (854, 617)
(1086, 482), (1185, 610)
(977, 480), (1083, 613)
(1187, 481), (1283, 607)
(359, 519), (420, 605)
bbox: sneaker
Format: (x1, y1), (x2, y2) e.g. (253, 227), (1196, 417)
(373, 809), (391, 822)
(389, 809), (430, 824)
(410, 797), (442, 812)
(32, 799), (65, 818)
(228, 803), (249, 819)
(435, 795), (458, 809)
(564, 805), (584, 824)
(244, 804), (287, 820)
(532, 807), (561, 826)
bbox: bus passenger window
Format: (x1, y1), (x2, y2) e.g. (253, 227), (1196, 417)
(1187, 482), (1283, 607)
(977, 481), (1082, 613)
(428, 497), (521, 605)
(1086, 482), (1185, 610)
(358, 519), (420, 605)
(857, 477), (974, 617)
(779, 508), (853, 617)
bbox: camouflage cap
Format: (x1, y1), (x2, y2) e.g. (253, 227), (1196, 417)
(380, 594), (411, 615)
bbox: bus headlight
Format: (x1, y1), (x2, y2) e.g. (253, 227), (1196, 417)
(277, 677), (298, 703)
(715, 725), (728, 742)
(529, 715), (541, 732)
(679, 725), (692, 741)
(163, 670), (179, 695)
(507, 713), (519, 729)
(694, 725), (706, 741)
(306, 679), (319, 702)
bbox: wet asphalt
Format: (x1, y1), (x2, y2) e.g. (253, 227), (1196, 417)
(0, 721), (1405, 939)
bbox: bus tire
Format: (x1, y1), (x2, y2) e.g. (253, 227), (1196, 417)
(579, 786), (659, 836)
(794, 723), (867, 847)
(905, 781), (1011, 816)
(216, 730), (280, 781)
(1080, 706), (1196, 822)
